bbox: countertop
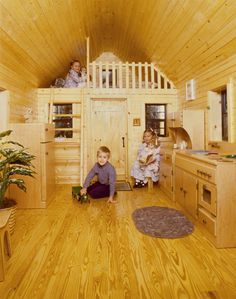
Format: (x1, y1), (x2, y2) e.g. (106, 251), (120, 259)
(175, 149), (236, 165)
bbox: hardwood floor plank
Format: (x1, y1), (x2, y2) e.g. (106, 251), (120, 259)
(0, 185), (236, 298)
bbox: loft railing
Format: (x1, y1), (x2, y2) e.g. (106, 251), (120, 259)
(87, 62), (174, 90)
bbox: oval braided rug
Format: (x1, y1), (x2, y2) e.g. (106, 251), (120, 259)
(132, 206), (194, 238)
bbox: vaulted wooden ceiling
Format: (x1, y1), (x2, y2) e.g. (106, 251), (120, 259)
(0, 0), (236, 87)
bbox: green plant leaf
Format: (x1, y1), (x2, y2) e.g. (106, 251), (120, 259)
(2, 140), (24, 148)
(8, 179), (26, 192)
(0, 129), (36, 205)
(0, 130), (12, 139)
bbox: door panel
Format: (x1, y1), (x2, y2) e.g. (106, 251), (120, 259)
(174, 166), (184, 206)
(91, 99), (127, 180)
(183, 171), (198, 218)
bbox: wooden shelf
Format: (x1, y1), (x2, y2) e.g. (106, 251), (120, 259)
(53, 114), (81, 118)
(54, 128), (80, 132)
(54, 141), (80, 146)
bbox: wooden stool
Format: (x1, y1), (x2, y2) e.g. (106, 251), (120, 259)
(0, 210), (12, 282)
(147, 177), (153, 190)
(131, 177), (153, 191)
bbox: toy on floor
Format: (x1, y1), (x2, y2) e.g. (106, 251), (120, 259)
(72, 186), (90, 203)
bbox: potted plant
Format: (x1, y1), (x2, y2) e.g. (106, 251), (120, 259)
(0, 130), (35, 233)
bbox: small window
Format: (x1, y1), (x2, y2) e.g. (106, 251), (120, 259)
(221, 89), (228, 141)
(145, 104), (167, 137)
(208, 86), (228, 142)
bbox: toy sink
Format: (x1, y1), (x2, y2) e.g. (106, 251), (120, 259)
(224, 154), (236, 159)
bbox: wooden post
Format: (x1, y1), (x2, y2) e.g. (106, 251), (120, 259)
(86, 37), (90, 88)
(227, 78), (233, 142)
(80, 88), (84, 184)
(49, 87), (54, 123)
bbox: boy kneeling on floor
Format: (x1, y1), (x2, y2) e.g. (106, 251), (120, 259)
(80, 146), (117, 203)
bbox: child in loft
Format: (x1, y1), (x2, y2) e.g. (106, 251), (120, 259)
(64, 60), (81, 87)
(131, 128), (160, 188)
(77, 66), (88, 87)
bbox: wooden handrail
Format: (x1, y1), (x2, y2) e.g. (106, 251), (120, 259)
(88, 61), (175, 90)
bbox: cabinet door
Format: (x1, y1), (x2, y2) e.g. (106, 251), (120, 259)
(160, 161), (173, 198)
(183, 172), (198, 218)
(174, 166), (184, 206)
(159, 158), (166, 186)
(174, 167), (198, 218)
(165, 164), (173, 192)
(198, 180), (217, 216)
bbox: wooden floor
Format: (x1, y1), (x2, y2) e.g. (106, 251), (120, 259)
(1, 185), (236, 299)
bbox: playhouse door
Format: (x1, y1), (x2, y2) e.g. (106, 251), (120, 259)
(91, 98), (127, 181)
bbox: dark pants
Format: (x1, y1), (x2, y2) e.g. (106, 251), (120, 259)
(87, 181), (110, 199)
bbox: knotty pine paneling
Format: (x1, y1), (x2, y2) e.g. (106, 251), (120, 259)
(37, 88), (177, 183)
(1, 1), (236, 87)
(1, 0), (236, 132)
(0, 63), (38, 124)
(176, 54), (236, 144)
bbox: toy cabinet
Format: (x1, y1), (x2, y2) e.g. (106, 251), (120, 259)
(160, 109), (205, 199)
(174, 151), (236, 248)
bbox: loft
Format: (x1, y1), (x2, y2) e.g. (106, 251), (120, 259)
(86, 61), (174, 91)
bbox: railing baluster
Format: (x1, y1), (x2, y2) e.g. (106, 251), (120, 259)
(106, 63), (109, 89)
(145, 62), (148, 90)
(164, 76), (167, 90)
(112, 62), (116, 89)
(138, 63), (142, 89)
(158, 71), (161, 90)
(92, 62), (96, 88)
(87, 61), (174, 91)
(99, 62), (103, 89)
(132, 62), (135, 89)
(126, 62), (129, 89)
(151, 63), (154, 89)
(119, 62), (122, 88)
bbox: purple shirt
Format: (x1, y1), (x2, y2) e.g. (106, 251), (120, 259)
(83, 162), (116, 196)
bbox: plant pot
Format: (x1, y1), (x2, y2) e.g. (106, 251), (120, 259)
(0, 205), (17, 235)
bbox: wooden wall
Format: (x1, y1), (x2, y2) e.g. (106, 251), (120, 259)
(175, 54), (236, 145)
(1, 0), (235, 148)
(0, 66), (38, 125)
(37, 88), (177, 184)
(77, 90), (178, 182)
(1, 1), (235, 88)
